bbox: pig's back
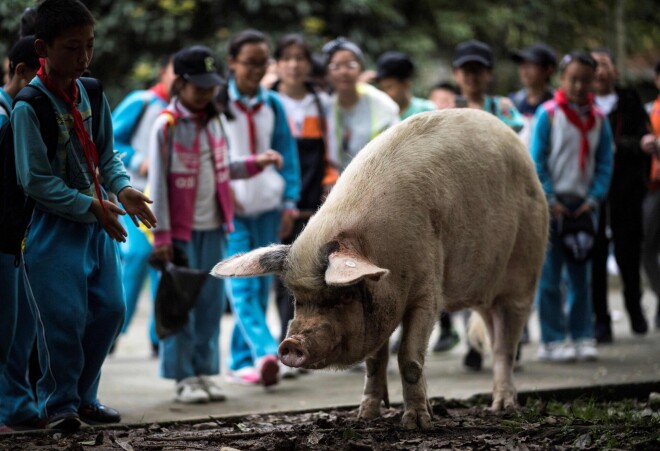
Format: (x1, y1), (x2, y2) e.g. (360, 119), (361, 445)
(301, 109), (548, 308)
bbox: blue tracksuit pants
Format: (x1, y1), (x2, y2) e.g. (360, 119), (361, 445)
(159, 228), (227, 381)
(0, 254), (18, 377)
(0, 272), (39, 426)
(24, 210), (125, 417)
(119, 213), (159, 346)
(536, 215), (595, 344)
(226, 210), (281, 371)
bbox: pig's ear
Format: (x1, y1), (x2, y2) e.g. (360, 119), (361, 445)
(325, 251), (389, 286)
(211, 244), (289, 278)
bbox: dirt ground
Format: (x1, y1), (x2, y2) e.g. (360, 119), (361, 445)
(2, 393), (659, 451)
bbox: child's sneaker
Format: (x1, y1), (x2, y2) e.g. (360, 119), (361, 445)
(198, 375), (226, 402)
(257, 355), (280, 387)
(575, 339), (598, 361)
(175, 376), (210, 403)
(225, 367), (261, 386)
(537, 341), (576, 362)
(279, 362), (297, 379)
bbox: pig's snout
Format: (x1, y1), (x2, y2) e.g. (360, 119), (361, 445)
(278, 338), (310, 368)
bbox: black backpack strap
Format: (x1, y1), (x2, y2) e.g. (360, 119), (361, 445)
(13, 84), (58, 161)
(79, 77), (103, 143)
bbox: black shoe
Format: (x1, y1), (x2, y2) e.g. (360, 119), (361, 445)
(8, 416), (43, 432)
(151, 342), (159, 358)
(46, 411), (81, 433)
(78, 403), (121, 425)
(463, 347), (482, 371)
(594, 322), (613, 344)
(433, 330), (459, 353)
(630, 311), (648, 335)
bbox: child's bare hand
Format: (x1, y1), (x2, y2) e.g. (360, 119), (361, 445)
(550, 202), (570, 220)
(256, 150), (283, 169)
(117, 187), (157, 229)
(641, 134), (659, 155)
(152, 244), (173, 263)
(573, 202), (592, 218)
(89, 199), (128, 242)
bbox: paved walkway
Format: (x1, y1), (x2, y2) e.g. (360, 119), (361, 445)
(101, 284), (660, 424)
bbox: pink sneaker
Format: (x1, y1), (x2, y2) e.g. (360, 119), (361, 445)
(225, 367), (261, 385)
(257, 355), (280, 387)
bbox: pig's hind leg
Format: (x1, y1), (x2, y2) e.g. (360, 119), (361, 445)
(488, 295), (530, 411)
(358, 342), (390, 420)
(397, 303), (435, 429)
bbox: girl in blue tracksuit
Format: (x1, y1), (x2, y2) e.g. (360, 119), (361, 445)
(219, 29), (300, 387)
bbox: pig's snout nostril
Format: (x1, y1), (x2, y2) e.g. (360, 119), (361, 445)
(278, 339), (309, 368)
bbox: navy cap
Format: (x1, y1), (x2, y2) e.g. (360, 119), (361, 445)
(173, 46), (224, 88)
(511, 43), (557, 67)
(452, 40), (493, 69)
(8, 35), (40, 73)
(375, 51), (415, 81)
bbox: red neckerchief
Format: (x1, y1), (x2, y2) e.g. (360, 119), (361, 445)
(234, 100), (263, 155)
(150, 82), (170, 103)
(37, 59), (106, 213)
(554, 88), (596, 174)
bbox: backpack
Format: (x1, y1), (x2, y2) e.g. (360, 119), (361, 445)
(0, 77), (103, 262)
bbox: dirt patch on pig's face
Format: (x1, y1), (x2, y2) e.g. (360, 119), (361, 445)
(286, 281), (383, 369)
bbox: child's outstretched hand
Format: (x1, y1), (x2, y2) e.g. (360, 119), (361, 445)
(256, 150), (283, 169)
(117, 187), (158, 229)
(89, 199), (128, 242)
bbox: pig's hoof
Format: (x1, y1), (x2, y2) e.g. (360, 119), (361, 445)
(358, 398), (382, 420)
(401, 408), (432, 430)
(490, 394), (518, 412)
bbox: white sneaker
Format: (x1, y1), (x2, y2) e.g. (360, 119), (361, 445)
(279, 362), (298, 380)
(175, 376), (210, 403)
(537, 341), (576, 362)
(198, 375), (227, 402)
(575, 339), (598, 361)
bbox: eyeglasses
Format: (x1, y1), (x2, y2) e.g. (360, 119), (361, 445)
(328, 61), (361, 72)
(236, 59), (270, 69)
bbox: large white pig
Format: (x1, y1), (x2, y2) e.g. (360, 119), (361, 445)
(212, 109), (548, 429)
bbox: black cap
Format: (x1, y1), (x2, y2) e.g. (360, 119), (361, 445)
(452, 40), (493, 69)
(173, 46), (224, 88)
(375, 51), (414, 81)
(8, 35), (40, 74)
(511, 43), (557, 67)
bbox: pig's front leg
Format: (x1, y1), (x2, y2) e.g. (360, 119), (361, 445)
(358, 341), (390, 420)
(398, 303), (435, 429)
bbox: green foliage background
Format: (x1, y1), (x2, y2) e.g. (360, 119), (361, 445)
(1, 0), (658, 106)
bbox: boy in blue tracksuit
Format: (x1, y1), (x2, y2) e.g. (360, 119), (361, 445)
(531, 51), (613, 363)
(9, 0), (156, 432)
(220, 29), (300, 387)
(111, 56), (174, 352)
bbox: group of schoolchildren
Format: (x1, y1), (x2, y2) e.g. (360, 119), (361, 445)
(1, 0), (659, 434)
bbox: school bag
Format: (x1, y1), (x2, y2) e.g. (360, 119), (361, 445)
(0, 77), (103, 262)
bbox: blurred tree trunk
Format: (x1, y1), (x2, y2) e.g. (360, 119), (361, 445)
(615, 0), (625, 79)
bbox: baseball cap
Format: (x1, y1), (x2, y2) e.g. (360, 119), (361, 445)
(375, 51), (415, 81)
(8, 35), (40, 74)
(173, 46), (224, 88)
(452, 40), (493, 69)
(511, 43), (557, 67)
